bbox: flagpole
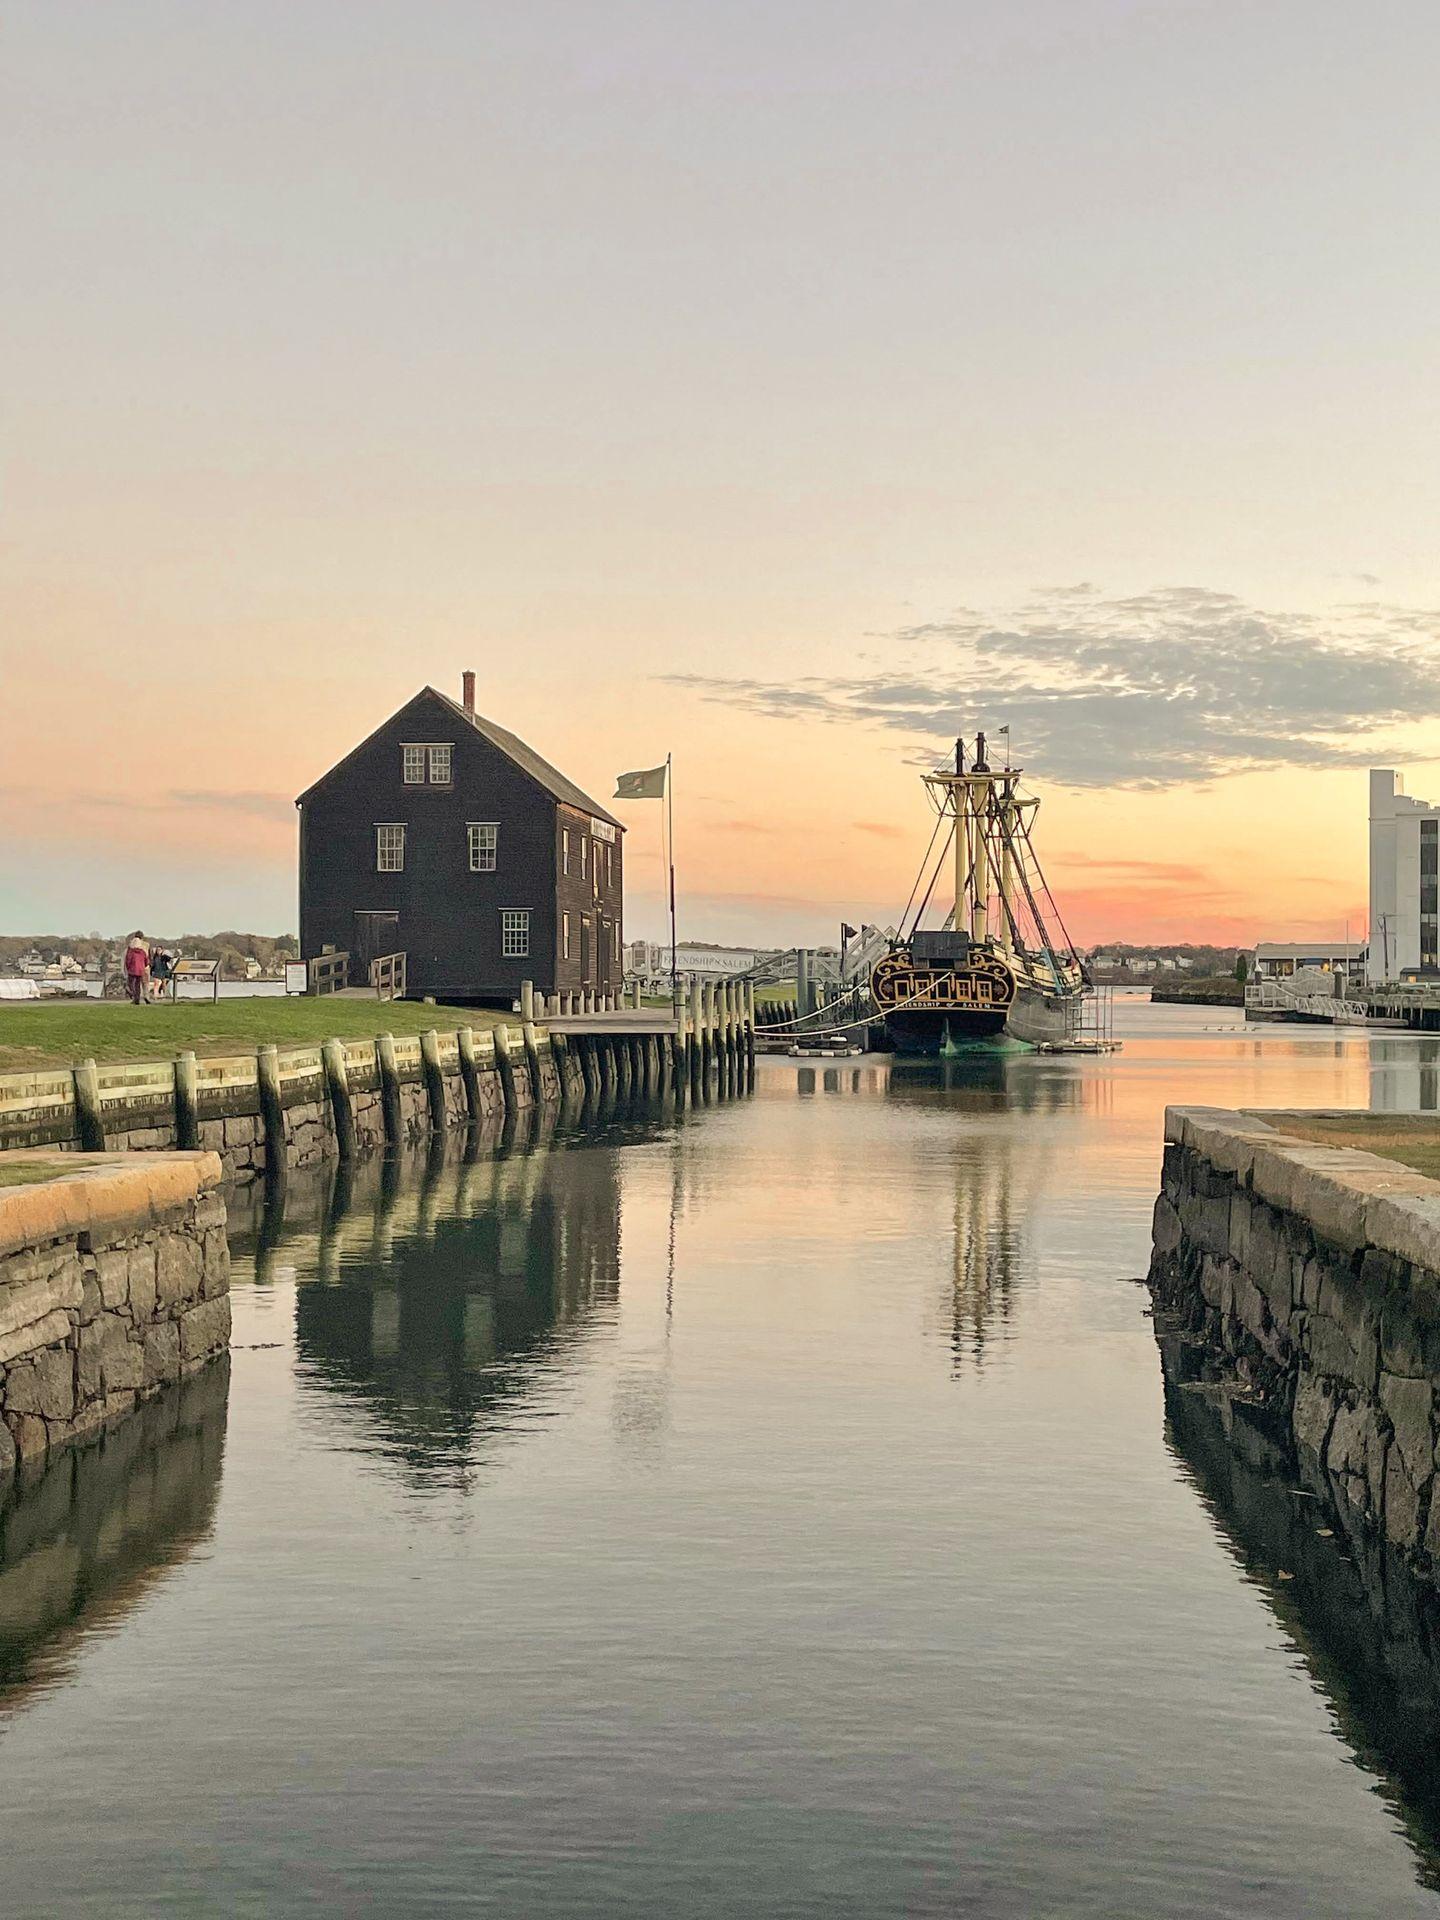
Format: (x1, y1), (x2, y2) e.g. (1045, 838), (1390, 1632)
(667, 753), (678, 1020)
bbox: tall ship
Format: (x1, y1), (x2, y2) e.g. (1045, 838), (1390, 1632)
(871, 732), (1091, 1054)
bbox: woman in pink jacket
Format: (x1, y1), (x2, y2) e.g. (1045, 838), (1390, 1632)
(123, 933), (150, 1006)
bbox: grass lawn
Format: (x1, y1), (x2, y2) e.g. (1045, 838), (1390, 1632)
(0, 998), (502, 1074)
(1260, 1111), (1440, 1183)
(0, 1160), (75, 1186)
(755, 981), (798, 1006)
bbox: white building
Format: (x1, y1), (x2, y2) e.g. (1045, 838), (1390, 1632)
(676, 943), (760, 978)
(1253, 941), (1365, 982)
(1369, 768), (1440, 982)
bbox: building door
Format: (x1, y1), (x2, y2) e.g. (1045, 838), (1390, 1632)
(353, 911), (399, 979)
(579, 915), (592, 986)
(597, 917), (612, 990)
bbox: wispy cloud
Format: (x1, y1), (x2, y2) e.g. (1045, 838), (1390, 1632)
(0, 786), (293, 822)
(167, 790), (293, 820)
(1051, 851), (1210, 883)
(852, 820), (903, 838)
(661, 585), (1440, 788)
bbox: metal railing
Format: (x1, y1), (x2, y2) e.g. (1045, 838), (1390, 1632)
(1245, 980), (1366, 1024)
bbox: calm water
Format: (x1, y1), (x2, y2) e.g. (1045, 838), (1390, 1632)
(6, 999), (1440, 1915)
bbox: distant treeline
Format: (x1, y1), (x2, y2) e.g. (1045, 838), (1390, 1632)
(1088, 943), (1245, 971)
(0, 931), (299, 980)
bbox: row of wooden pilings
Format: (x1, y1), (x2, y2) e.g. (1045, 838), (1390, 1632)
(517, 977), (757, 1112)
(312, 977), (757, 1168)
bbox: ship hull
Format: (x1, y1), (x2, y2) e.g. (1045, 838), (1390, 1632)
(883, 983), (1082, 1055)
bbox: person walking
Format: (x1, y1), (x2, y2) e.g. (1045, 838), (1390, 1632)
(149, 945), (173, 1001)
(123, 932), (150, 1006)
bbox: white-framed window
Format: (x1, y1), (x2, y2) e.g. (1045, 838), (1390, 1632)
(614, 923), (621, 960)
(562, 912), (571, 960)
(501, 909), (530, 959)
(376, 824), (406, 872)
(606, 843), (614, 887)
(401, 743), (452, 783)
(562, 828), (570, 876)
(579, 835), (587, 875)
(467, 823), (498, 872)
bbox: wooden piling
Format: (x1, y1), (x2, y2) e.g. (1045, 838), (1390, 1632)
(746, 981), (757, 1069)
(420, 1028), (446, 1132)
(616, 1032), (633, 1098)
(257, 1044), (286, 1176)
(457, 1026), (480, 1122)
(377, 1031), (403, 1145)
(321, 1038), (355, 1160)
(174, 1050), (200, 1151)
(687, 978), (702, 1092)
(580, 1034), (601, 1105)
(551, 1030), (577, 1107)
(73, 1057), (105, 1153)
(493, 1021), (518, 1120)
(519, 990), (543, 1105)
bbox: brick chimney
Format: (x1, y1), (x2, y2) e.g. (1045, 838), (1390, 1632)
(461, 669), (475, 717)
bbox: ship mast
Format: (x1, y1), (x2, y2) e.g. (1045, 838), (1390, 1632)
(929, 732), (1005, 947)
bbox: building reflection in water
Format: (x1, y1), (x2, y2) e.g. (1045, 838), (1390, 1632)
(1372, 1036), (1440, 1115)
(0, 1363), (228, 1715)
(226, 1119), (626, 1489)
(1166, 1380), (1440, 1890)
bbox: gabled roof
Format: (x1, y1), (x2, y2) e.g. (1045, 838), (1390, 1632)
(296, 686), (624, 828)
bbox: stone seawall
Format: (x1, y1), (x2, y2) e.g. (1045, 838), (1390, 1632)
(1149, 1106), (1440, 1580)
(0, 1031), (567, 1182)
(0, 1017), (733, 1183)
(0, 1151), (231, 1478)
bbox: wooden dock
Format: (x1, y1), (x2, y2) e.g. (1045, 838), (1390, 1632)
(545, 1009), (680, 1036)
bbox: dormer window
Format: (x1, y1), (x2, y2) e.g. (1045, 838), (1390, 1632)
(402, 743), (452, 784)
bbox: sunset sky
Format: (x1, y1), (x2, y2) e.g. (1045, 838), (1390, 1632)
(6, 1), (1440, 947)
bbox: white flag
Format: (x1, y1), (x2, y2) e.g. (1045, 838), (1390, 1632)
(614, 765), (667, 800)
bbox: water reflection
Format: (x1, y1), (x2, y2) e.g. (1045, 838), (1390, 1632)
(0, 1364), (228, 1714)
(1372, 1037), (1440, 1114)
(1166, 1380), (1440, 1889)
(228, 1130), (624, 1488)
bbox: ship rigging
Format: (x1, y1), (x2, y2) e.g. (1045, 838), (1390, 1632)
(872, 732), (1091, 1054)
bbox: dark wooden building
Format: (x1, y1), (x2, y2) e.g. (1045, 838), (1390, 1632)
(297, 675), (624, 1003)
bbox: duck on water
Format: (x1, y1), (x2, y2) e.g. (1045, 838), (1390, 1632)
(871, 732), (1092, 1056)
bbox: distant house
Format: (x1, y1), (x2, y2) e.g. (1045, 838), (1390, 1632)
(1253, 940), (1365, 982)
(297, 674), (624, 1003)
